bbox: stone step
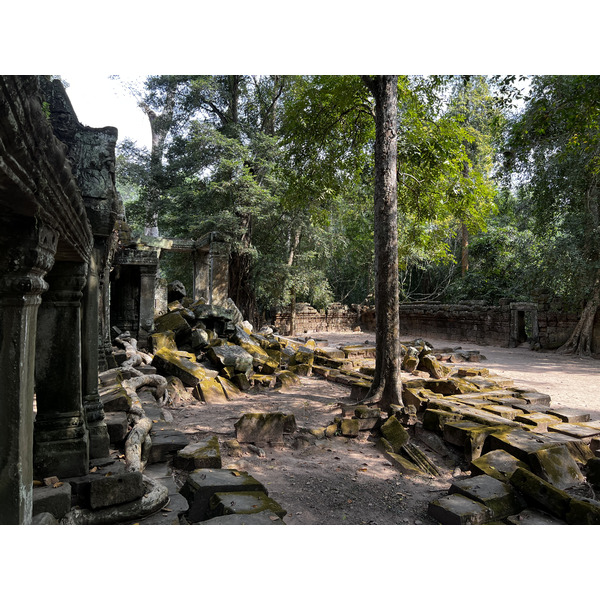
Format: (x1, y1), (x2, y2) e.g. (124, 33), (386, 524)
(148, 428), (189, 464)
(207, 491), (286, 519)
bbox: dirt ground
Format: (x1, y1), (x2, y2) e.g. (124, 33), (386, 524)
(166, 330), (600, 526)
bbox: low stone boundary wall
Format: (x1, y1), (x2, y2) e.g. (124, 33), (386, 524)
(273, 303), (359, 335)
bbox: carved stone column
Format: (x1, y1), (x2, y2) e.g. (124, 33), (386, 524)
(0, 216), (57, 525)
(82, 243), (110, 458)
(139, 265), (157, 348)
(34, 261), (89, 479)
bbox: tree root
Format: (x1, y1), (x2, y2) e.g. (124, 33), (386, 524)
(60, 476), (169, 525)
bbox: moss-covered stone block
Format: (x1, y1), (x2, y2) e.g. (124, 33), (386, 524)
(289, 363), (312, 376)
(193, 377), (229, 404)
(325, 423), (339, 438)
(100, 385), (133, 412)
(485, 428), (558, 462)
(515, 412), (563, 433)
(566, 497), (600, 525)
(422, 409), (464, 434)
(402, 387), (429, 412)
(174, 436), (222, 470)
(444, 421), (510, 461)
(506, 509), (566, 525)
(276, 370), (300, 388)
(419, 354), (451, 379)
(230, 372), (252, 391)
(217, 376), (243, 400)
(470, 449), (530, 482)
(383, 451), (427, 476)
(449, 474), (526, 519)
(149, 331), (177, 353)
(207, 344), (254, 374)
(428, 494), (494, 525)
(154, 310), (191, 341)
(208, 491), (286, 519)
(528, 445), (585, 489)
(340, 418), (360, 437)
(380, 416), (410, 452)
(180, 468), (267, 523)
(151, 347), (206, 387)
(509, 467), (572, 520)
(250, 374), (277, 388)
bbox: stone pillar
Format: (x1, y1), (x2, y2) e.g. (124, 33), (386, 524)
(193, 249), (210, 302)
(0, 216), (57, 525)
(139, 265), (157, 348)
(34, 261), (89, 479)
(210, 242), (229, 305)
(82, 243), (110, 458)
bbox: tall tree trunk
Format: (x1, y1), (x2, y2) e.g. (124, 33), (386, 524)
(558, 270), (600, 356)
(461, 221), (469, 276)
(361, 75), (402, 411)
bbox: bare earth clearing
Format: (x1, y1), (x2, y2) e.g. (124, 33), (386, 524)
(168, 331), (600, 526)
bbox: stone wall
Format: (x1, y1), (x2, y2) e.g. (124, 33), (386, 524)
(273, 303), (360, 335)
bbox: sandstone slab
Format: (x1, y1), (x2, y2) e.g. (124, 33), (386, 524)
(427, 494), (493, 525)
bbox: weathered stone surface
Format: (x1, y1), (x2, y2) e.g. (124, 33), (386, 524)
(89, 472), (144, 509)
(154, 311), (192, 341)
(383, 451), (427, 476)
(427, 494), (493, 525)
(167, 280), (186, 302)
(422, 409), (464, 434)
(449, 474), (526, 519)
(100, 385), (133, 412)
(380, 416), (409, 453)
(444, 421), (508, 461)
(235, 413), (287, 445)
(586, 457), (600, 489)
(509, 467), (572, 520)
(325, 423), (339, 438)
(547, 422), (600, 440)
(546, 408), (591, 423)
(104, 411), (128, 444)
(151, 347), (206, 387)
(506, 509), (565, 525)
(528, 445), (585, 489)
(276, 370), (300, 388)
(174, 437), (222, 470)
(250, 374), (277, 388)
(208, 491), (286, 519)
(148, 429), (189, 464)
(566, 497), (600, 525)
(515, 412), (562, 433)
(179, 468), (267, 522)
(31, 512), (59, 525)
(149, 331), (177, 353)
(230, 372), (252, 391)
(485, 428), (557, 462)
(207, 344), (254, 374)
(190, 328), (210, 350)
(470, 449), (530, 482)
(350, 381), (371, 402)
(340, 419), (360, 437)
(197, 510), (285, 525)
(33, 483), (72, 519)
(419, 354), (450, 379)
(193, 377), (229, 404)
(480, 405), (524, 420)
(217, 376), (243, 400)
(135, 492), (189, 525)
(166, 376), (195, 404)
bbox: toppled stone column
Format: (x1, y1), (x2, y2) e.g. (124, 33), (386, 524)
(34, 261), (90, 479)
(0, 216), (58, 525)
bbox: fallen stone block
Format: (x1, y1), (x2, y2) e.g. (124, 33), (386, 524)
(33, 483), (72, 519)
(350, 380), (371, 402)
(383, 451), (428, 476)
(380, 416), (410, 453)
(401, 442), (440, 477)
(444, 421), (509, 461)
(148, 428), (189, 464)
(505, 508), (565, 525)
(449, 474), (526, 519)
(197, 510), (285, 525)
(515, 412), (563, 433)
(470, 450), (530, 483)
(250, 373), (277, 388)
(422, 409), (464, 434)
(88, 472), (144, 509)
(151, 347), (206, 387)
(230, 372), (252, 391)
(104, 412), (128, 445)
(276, 370), (300, 388)
(174, 437), (222, 470)
(325, 423), (339, 438)
(541, 432), (595, 464)
(481, 405), (524, 420)
(235, 413), (287, 445)
(528, 445), (585, 489)
(208, 491), (286, 519)
(340, 418), (360, 437)
(100, 385), (133, 412)
(485, 428), (557, 462)
(547, 408), (591, 423)
(517, 391), (552, 406)
(149, 331), (178, 353)
(566, 497), (600, 525)
(427, 494), (493, 525)
(547, 422), (600, 440)
(193, 377), (229, 403)
(179, 469), (267, 522)
(217, 376), (243, 400)
(154, 310), (192, 342)
(509, 467), (572, 520)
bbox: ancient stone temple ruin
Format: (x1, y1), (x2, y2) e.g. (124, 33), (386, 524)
(0, 76), (229, 524)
